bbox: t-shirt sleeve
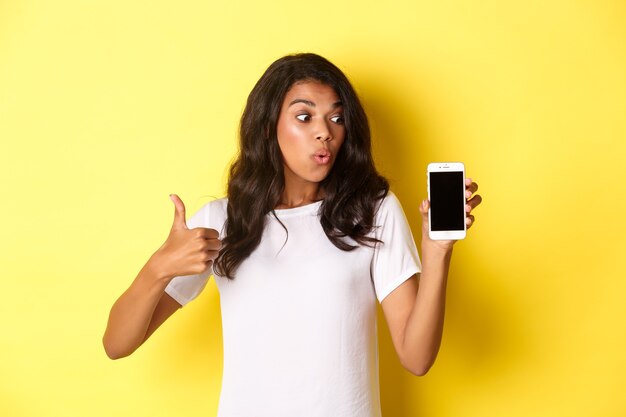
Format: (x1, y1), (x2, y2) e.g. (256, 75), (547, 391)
(370, 192), (422, 303)
(164, 202), (213, 307)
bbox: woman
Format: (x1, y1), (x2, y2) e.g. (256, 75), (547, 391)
(103, 53), (482, 416)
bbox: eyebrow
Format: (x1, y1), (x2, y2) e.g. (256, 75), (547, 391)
(288, 99), (343, 109)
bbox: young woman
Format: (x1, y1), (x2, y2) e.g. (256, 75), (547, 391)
(103, 53), (482, 416)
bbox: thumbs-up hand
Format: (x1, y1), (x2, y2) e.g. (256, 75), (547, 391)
(151, 194), (222, 281)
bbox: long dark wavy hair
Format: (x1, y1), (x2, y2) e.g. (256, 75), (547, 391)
(213, 53), (389, 279)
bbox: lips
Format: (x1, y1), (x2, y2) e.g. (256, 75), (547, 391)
(312, 149), (331, 165)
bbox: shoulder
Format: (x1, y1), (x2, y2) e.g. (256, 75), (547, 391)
(207, 197), (228, 215)
(371, 191), (414, 235)
(380, 190), (401, 206)
(187, 197), (228, 232)
(192, 196), (228, 216)
(375, 190), (404, 218)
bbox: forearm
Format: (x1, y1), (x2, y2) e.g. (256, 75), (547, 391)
(401, 243), (452, 375)
(102, 257), (171, 359)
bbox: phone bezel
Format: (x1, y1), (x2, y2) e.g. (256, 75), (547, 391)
(427, 162), (467, 240)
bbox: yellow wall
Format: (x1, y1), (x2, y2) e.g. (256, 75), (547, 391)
(1, 1), (625, 416)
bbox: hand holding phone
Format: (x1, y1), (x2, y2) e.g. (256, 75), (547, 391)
(427, 162), (467, 240)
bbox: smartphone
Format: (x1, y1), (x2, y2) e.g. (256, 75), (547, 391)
(427, 162), (466, 240)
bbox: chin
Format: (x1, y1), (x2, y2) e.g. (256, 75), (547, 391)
(310, 168), (334, 183)
(288, 162), (334, 184)
(306, 175), (328, 184)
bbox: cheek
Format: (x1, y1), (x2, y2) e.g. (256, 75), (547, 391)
(278, 138), (295, 162)
(278, 120), (307, 143)
(333, 128), (346, 149)
(277, 125), (305, 161)
(282, 122), (307, 140)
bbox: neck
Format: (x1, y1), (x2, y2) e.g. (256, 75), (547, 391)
(276, 184), (325, 209)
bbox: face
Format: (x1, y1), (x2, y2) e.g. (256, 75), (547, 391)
(276, 80), (346, 188)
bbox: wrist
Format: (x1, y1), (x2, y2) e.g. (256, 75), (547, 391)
(144, 251), (174, 284)
(421, 240), (454, 260)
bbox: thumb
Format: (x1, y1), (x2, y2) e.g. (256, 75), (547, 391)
(169, 194), (188, 230)
(419, 199), (430, 227)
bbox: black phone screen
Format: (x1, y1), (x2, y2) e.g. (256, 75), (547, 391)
(429, 171), (465, 231)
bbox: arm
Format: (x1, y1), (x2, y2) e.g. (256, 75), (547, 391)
(381, 246), (451, 376)
(102, 259), (181, 360)
(381, 179), (481, 375)
(102, 194), (221, 359)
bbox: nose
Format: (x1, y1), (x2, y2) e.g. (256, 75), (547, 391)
(315, 120), (332, 142)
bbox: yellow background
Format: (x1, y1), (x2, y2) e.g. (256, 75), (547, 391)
(1, 0), (625, 416)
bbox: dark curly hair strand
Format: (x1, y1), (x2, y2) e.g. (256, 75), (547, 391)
(213, 53), (389, 279)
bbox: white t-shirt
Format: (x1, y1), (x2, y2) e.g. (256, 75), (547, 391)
(165, 191), (421, 417)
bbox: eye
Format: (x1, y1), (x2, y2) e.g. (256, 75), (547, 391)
(296, 114), (311, 122)
(330, 115), (344, 124)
